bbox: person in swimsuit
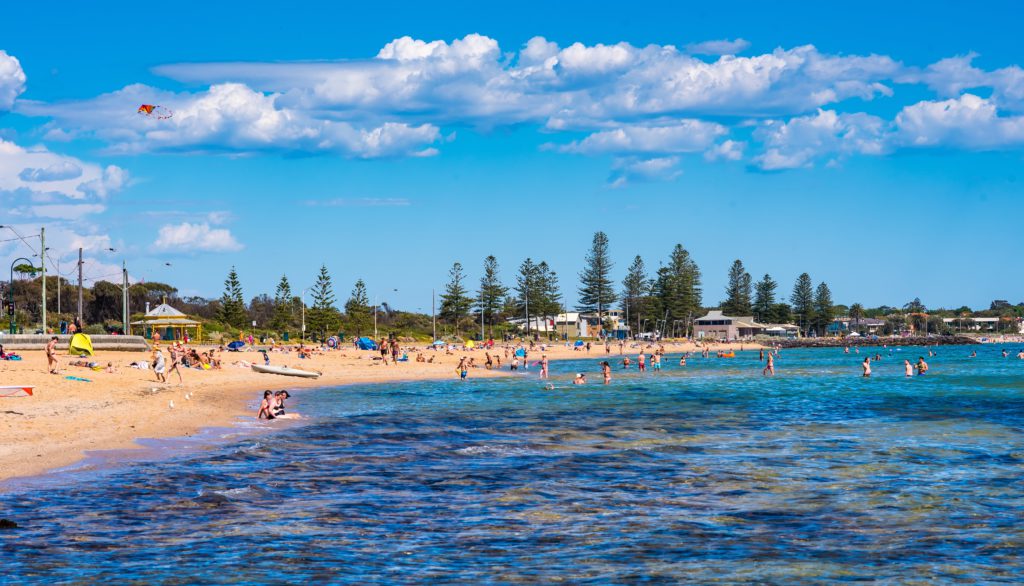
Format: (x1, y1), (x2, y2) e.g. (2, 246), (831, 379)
(638, 352), (646, 372)
(862, 357), (871, 377)
(622, 356), (631, 369)
(573, 373), (586, 385)
(601, 361), (611, 384)
(257, 390), (275, 419)
(167, 346), (183, 384)
(763, 352), (775, 376)
(916, 357), (929, 375)
(46, 336), (59, 374)
(904, 359), (913, 377)
(539, 354), (549, 379)
(652, 353), (661, 372)
(679, 355), (687, 366)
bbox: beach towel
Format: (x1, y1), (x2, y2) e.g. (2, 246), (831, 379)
(65, 376), (91, 382)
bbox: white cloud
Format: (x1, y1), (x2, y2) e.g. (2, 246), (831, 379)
(20, 83), (441, 157)
(19, 160), (83, 181)
(894, 93), (1024, 148)
(559, 120), (726, 155)
(704, 140), (746, 161)
(154, 222), (243, 252)
(0, 138), (128, 203)
(753, 109), (888, 169)
(609, 156), (681, 188)
(0, 50), (26, 111)
(686, 39), (750, 56)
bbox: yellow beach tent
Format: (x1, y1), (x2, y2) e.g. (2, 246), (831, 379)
(69, 333), (94, 356)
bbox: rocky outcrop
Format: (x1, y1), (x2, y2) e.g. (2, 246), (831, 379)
(773, 335), (979, 348)
(0, 334), (150, 352)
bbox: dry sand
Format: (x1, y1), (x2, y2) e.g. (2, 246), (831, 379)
(0, 339), (758, 485)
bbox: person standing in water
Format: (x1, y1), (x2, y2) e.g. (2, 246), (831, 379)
(601, 361), (611, 385)
(763, 352), (775, 376)
(539, 354), (549, 379)
(916, 356), (929, 375)
(638, 351), (647, 372)
(862, 357), (872, 377)
(904, 359), (913, 377)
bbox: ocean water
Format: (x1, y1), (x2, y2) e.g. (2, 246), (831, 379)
(2, 345), (1024, 584)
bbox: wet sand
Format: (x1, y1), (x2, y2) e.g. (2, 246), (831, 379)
(0, 339), (756, 485)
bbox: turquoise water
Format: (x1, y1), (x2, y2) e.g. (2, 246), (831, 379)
(2, 345), (1024, 583)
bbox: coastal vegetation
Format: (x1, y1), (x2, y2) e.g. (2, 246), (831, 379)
(2, 232), (1022, 341)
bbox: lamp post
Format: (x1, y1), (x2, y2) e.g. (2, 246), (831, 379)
(8, 257), (34, 334)
(1, 225), (45, 333)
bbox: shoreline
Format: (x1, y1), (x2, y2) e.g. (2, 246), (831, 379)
(0, 340), (755, 488)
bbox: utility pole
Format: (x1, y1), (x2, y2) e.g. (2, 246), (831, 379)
(77, 247), (83, 326)
(40, 227), (46, 333)
(56, 258), (60, 314)
(431, 288), (436, 341)
(479, 289), (484, 342)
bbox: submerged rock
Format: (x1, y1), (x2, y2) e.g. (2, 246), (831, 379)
(0, 519), (18, 529)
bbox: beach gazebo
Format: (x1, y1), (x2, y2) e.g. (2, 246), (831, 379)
(131, 303), (202, 342)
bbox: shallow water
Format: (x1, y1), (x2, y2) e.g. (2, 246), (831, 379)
(2, 345), (1024, 583)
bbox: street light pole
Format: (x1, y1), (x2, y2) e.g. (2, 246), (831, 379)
(432, 288), (436, 341)
(40, 227), (46, 333)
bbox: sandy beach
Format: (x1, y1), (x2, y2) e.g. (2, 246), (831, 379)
(0, 339), (757, 485)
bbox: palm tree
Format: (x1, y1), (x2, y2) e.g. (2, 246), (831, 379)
(849, 302), (864, 334)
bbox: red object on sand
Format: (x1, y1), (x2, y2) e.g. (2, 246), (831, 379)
(0, 386), (33, 398)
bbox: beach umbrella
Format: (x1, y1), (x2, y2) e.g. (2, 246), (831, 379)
(432, 340), (445, 346)
(227, 340), (246, 351)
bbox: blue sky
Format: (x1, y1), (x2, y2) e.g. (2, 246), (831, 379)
(1, 0), (1023, 312)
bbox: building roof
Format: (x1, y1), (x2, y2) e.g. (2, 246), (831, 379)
(145, 303), (187, 318)
(131, 317), (201, 326)
(695, 310), (764, 328)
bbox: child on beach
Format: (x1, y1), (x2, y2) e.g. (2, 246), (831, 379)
(257, 390), (275, 419)
(152, 349), (166, 383)
(46, 336), (59, 374)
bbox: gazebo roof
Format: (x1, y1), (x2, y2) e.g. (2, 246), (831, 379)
(131, 317), (201, 326)
(146, 303), (187, 318)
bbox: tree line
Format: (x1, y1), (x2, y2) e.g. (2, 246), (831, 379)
(4, 232), (1022, 338)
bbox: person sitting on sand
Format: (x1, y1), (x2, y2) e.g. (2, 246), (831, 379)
(105, 362), (116, 374)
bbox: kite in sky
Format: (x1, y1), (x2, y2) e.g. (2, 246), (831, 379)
(137, 104), (173, 119)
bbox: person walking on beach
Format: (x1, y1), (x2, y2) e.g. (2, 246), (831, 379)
(602, 361), (611, 384)
(46, 336), (59, 374)
(904, 359), (913, 377)
(539, 354), (549, 379)
(862, 357), (872, 377)
(152, 349), (167, 383)
(167, 346), (183, 384)
(763, 352), (775, 376)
